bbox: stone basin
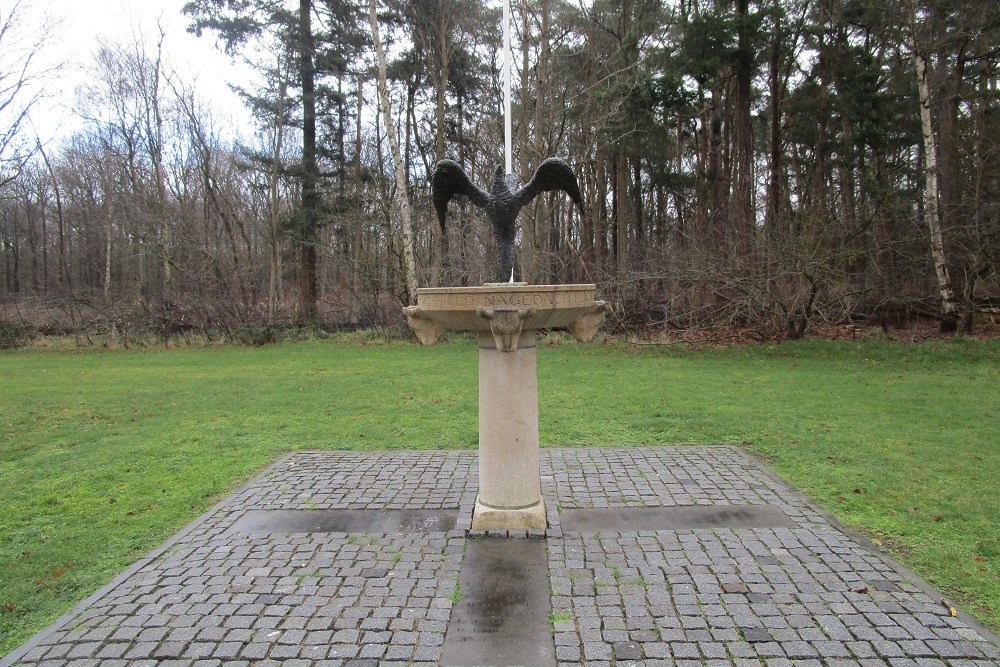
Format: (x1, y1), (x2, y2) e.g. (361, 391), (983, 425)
(403, 283), (606, 352)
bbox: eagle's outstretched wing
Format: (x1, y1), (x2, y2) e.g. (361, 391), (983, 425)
(431, 160), (491, 231)
(514, 157), (583, 212)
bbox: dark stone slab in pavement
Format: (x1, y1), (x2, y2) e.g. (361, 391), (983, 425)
(228, 508), (458, 534)
(440, 538), (555, 667)
(559, 504), (796, 532)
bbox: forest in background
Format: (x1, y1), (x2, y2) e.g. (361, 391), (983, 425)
(0, 0), (998, 343)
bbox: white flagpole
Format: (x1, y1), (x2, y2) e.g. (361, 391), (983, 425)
(503, 0), (512, 176)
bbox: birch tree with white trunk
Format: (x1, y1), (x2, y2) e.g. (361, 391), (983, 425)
(910, 1), (960, 333)
(369, 0), (418, 305)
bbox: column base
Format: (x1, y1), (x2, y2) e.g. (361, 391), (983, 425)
(471, 497), (547, 531)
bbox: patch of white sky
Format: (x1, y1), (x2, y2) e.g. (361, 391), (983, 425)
(12, 0), (605, 153)
(19, 0), (259, 146)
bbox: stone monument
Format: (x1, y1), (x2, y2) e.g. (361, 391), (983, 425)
(404, 285), (605, 530)
(403, 0), (605, 531)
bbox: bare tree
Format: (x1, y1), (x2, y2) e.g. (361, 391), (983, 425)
(0, 0), (58, 187)
(370, 0), (418, 305)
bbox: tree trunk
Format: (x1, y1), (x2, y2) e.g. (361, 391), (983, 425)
(353, 75), (365, 308)
(765, 1), (782, 248)
(434, 0), (449, 162)
(429, 0), (450, 286)
(733, 0), (754, 241)
(269, 77), (287, 323)
(708, 86), (725, 251)
(35, 138), (68, 291)
(298, 0), (320, 323)
(517, 0), (534, 272)
(370, 0), (418, 305)
(534, 0), (552, 281)
(143, 27), (172, 306)
(912, 29), (959, 332)
(105, 215), (113, 298)
(597, 154), (608, 263)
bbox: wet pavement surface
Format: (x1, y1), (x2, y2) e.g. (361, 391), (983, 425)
(4, 447), (999, 667)
(442, 539), (554, 667)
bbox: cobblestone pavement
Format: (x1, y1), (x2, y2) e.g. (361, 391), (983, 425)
(4, 447), (999, 667)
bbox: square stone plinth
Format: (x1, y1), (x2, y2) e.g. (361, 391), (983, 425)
(471, 497), (547, 531)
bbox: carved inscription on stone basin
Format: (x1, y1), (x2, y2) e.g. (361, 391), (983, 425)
(427, 288), (595, 310)
(403, 284), (605, 349)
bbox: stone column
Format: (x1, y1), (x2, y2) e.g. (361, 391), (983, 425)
(472, 330), (546, 530)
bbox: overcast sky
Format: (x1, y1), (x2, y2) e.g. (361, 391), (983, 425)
(24, 0), (254, 144)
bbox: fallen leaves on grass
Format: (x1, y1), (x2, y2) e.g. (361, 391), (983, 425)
(34, 562), (75, 587)
(3, 602), (12, 613)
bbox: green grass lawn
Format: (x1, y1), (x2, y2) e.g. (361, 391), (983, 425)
(1, 335), (998, 654)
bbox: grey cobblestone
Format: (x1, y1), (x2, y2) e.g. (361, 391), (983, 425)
(544, 447), (998, 667)
(3, 447), (997, 667)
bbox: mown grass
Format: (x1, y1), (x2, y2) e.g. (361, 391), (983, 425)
(1, 335), (998, 654)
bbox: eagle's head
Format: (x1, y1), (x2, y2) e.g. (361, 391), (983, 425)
(490, 164), (511, 195)
(492, 164), (519, 195)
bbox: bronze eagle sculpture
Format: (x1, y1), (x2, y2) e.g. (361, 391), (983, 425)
(431, 158), (584, 282)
